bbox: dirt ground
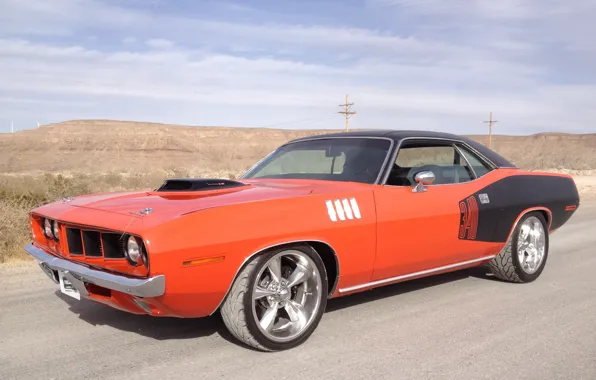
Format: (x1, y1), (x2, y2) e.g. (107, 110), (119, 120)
(574, 175), (596, 199)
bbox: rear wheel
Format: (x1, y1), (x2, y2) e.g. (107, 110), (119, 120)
(220, 244), (328, 351)
(488, 212), (549, 283)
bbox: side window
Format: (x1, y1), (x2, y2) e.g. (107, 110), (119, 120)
(395, 145), (454, 167)
(456, 144), (493, 178)
(386, 141), (476, 186)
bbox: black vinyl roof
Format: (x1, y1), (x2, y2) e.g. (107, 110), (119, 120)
(288, 129), (517, 168)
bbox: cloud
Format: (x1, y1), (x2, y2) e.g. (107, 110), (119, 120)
(0, 0), (493, 59)
(372, 0), (577, 19)
(145, 38), (175, 49)
(0, 0), (595, 134)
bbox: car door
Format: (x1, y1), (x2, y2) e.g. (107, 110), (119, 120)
(370, 138), (497, 282)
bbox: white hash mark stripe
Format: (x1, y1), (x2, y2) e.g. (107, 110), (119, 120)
(341, 199), (354, 219)
(326, 200), (337, 222)
(349, 198), (361, 219)
(334, 199), (346, 220)
(325, 198), (362, 221)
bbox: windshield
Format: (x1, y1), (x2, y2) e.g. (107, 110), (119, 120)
(242, 137), (392, 184)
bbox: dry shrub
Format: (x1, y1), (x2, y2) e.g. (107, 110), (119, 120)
(0, 174), (95, 263)
(0, 200), (31, 263)
(0, 170), (245, 263)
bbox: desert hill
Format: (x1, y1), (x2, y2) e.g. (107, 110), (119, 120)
(1, 120), (595, 175)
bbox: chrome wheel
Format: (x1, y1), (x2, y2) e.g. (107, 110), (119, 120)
(251, 249), (323, 343)
(516, 216), (546, 274)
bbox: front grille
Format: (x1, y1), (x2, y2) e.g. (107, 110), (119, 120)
(82, 230), (102, 257)
(66, 228), (84, 255)
(101, 233), (126, 259)
(65, 228), (126, 259)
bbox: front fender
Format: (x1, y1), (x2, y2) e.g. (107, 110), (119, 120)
(142, 189), (378, 317)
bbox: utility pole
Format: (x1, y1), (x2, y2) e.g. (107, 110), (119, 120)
(338, 95), (356, 132)
(483, 112), (497, 148)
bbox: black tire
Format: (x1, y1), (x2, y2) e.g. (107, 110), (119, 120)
(488, 212), (549, 283)
(220, 244), (328, 351)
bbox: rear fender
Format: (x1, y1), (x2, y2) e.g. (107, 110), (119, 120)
(459, 173), (579, 243)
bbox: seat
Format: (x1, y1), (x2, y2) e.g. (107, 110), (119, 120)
(340, 153), (378, 184)
(386, 164), (412, 186)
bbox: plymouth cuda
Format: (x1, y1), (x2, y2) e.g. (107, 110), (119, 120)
(25, 130), (580, 351)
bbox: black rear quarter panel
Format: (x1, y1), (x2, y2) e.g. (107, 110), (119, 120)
(459, 174), (580, 243)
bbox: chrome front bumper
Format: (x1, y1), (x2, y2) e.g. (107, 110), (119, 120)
(24, 243), (166, 298)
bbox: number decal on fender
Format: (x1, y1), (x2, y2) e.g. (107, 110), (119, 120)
(458, 195), (478, 240)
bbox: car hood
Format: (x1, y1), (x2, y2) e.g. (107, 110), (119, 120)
(52, 178), (367, 223)
(66, 182), (297, 215)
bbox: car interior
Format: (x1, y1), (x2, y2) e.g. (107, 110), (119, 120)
(249, 139), (492, 187)
(385, 141), (489, 186)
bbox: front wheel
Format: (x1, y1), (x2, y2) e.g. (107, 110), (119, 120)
(220, 244), (328, 351)
(488, 212), (549, 283)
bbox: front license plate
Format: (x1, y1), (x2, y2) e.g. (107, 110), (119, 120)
(59, 271), (81, 300)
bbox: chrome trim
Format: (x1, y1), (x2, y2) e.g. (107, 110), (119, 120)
(240, 136), (395, 185)
(379, 136), (500, 186)
(504, 207), (553, 244)
(329, 248), (341, 296)
(30, 214), (142, 234)
(338, 255), (496, 293)
(24, 243), (165, 298)
(415, 171), (436, 186)
(379, 138), (401, 185)
(209, 239), (341, 315)
(138, 208), (153, 215)
(412, 171), (435, 193)
(39, 261), (59, 283)
(133, 298), (153, 314)
(240, 147), (279, 180)
(453, 143), (478, 179)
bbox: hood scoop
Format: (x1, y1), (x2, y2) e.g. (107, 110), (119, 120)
(156, 178), (247, 192)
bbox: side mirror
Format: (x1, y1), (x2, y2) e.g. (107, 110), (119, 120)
(412, 170), (435, 193)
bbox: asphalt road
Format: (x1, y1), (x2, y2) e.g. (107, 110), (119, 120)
(1, 202), (595, 380)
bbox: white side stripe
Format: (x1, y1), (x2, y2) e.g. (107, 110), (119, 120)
(349, 198), (361, 219)
(333, 199), (346, 221)
(325, 200), (337, 222)
(341, 199), (354, 219)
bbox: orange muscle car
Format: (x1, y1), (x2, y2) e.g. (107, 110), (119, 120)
(25, 130), (580, 351)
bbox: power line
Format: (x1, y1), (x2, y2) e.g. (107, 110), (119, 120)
(338, 94), (356, 132)
(483, 112), (498, 148)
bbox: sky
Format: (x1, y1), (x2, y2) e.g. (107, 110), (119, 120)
(1, 0), (595, 134)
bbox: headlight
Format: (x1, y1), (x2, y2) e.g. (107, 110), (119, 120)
(52, 220), (60, 241)
(126, 236), (141, 265)
(44, 219), (53, 239)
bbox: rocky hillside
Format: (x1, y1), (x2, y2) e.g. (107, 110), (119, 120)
(1, 120), (594, 175)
